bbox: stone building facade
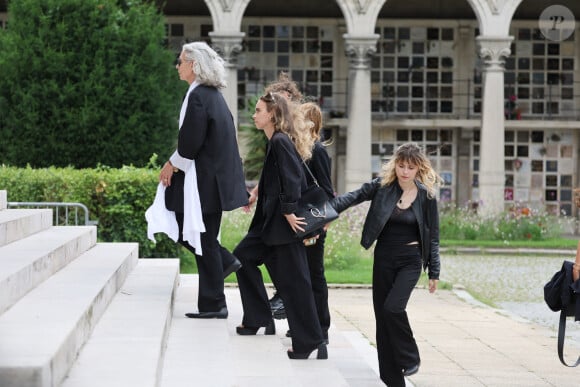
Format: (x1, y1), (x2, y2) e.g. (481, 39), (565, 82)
(2, 0), (579, 215)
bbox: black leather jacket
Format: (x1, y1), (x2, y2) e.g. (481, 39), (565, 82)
(330, 178), (440, 279)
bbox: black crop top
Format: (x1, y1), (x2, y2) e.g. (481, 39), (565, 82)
(378, 205), (420, 246)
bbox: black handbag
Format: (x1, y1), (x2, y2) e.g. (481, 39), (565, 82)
(543, 260), (580, 367)
(294, 180), (338, 239)
(277, 159), (338, 239)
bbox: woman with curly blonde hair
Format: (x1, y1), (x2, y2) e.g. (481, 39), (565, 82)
(330, 142), (442, 386)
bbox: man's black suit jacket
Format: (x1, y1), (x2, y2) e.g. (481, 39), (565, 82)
(171, 84), (248, 214)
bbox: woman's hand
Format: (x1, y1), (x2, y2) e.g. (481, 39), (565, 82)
(243, 186), (259, 213)
(303, 234), (320, 246)
(428, 279), (438, 293)
(159, 161), (174, 187)
(284, 213), (306, 234)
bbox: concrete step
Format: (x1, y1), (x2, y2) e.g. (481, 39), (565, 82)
(161, 275), (383, 387)
(0, 226), (97, 314)
(61, 258), (180, 387)
(0, 208), (53, 247)
(0, 242), (139, 387)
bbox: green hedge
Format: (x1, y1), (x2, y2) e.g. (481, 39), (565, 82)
(3, 165), (571, 270)
(0, 0), (183, 168)
(0, 163), (178, 258)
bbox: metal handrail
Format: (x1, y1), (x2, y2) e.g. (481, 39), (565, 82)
(7, 202), (98, 226)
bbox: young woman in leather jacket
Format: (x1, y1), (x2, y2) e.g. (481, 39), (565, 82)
(330, 142), (442, 386)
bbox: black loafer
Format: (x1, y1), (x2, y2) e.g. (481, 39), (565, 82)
(223, 259), (242, 278)
(185, 307), (228, 319)
(402, 362), (420, 377)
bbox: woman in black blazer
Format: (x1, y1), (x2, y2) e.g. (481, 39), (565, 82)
(234, 92), (327, 359)
(297, 102), (334, 343)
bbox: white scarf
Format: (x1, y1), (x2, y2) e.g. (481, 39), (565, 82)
(145, 81), (205, 254)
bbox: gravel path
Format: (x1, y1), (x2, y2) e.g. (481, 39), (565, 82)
(441, 253), (580, 345)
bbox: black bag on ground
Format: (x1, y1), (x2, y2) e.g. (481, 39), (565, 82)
(543, 260), (580, 367)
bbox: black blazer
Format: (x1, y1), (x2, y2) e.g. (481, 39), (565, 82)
(304, 141), (334, 200)
(330, 179), (440, 279)
(248, 132), (307, 246)
(172, 84), (248, 214)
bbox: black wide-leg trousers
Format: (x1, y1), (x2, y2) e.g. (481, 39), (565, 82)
(176, 211), (237, 312)
(305, 232), (331, 339)
(373, 244), (422, 387)
(234, 232), (324, 353)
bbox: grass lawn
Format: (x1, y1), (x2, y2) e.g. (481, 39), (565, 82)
(178, 205), (576, 290)
(442, 238), (578, 249)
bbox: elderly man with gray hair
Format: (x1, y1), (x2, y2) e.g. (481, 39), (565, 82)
(159, 41), (248, 318)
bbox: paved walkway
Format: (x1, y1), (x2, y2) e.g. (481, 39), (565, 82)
(328, 285), (580, 387)
(173, 243), (580, 387)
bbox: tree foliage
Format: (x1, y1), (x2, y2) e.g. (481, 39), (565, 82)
(239, 96), (267, 181)
(0, 0), (184, 167)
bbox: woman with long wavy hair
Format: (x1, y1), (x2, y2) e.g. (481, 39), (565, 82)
(233, 92), (327, 360)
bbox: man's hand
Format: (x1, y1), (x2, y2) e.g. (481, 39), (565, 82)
(160, 161), (174, 187)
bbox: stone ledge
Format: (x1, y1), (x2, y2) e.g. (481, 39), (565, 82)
(0, 190), (6, 210)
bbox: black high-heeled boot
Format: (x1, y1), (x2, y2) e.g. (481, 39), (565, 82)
(287, 342), (328, 360)
(236, 319), (276, 335)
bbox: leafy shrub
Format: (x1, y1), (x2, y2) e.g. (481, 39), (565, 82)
(238, 96), (267, 181)
(0, 162), (179, 259)
(1, 164), (570, 274)
(0, 0), (183, 168)
(439, 204), (564, 241)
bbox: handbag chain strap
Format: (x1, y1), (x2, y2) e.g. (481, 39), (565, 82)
(302, 160), (320, 188)
(271, 144), (318, 194)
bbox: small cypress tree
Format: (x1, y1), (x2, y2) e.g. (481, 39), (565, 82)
(0, 0), (185, 167)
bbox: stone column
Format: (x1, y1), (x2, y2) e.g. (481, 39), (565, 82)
(209, 32), (244, 129)
(476, 36), (512, 215)
(343, 35), (378, 192)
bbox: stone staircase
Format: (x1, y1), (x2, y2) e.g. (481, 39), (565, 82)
(0, 189), (383, 387)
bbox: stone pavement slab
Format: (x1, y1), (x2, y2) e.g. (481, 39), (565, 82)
(329, 286), (580, 387)
(162, 276), (384, 387)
